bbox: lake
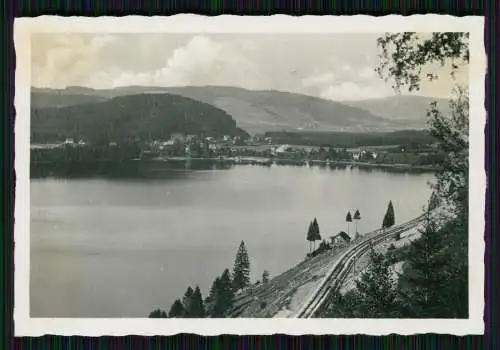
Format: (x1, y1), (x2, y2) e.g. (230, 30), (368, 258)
(30, 162), (434, 317)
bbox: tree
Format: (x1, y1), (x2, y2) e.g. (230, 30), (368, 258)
(190, 286), (206, 318)
(168, 299), (186, 318)
(376, 32), (469, 93)
(312, 217), (322, 250)
(376, 32), (469, 318)
(354, 248), (401, 317)
(427, 87), (469, 217)
(233, 241), (251, 291)
(211, 268), (234, 317)
(306, 221), (314, 253)
(204, 277), (221, 316)
(148, 308), (168, 318)
(182, 286), (194, 317)
(428, 191), (441, 212)
(382, 201), (395, 230)
(353, 209), (361, 236)
(262, 270), (270, 284)
(376, 32), (469, 218)
(345, 211), (353, 236)
(398, 212), (450, 317)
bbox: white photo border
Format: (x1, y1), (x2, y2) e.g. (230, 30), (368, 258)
(14, 14), (486, 336)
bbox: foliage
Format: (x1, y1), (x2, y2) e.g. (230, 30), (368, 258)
(397, 212), (451, 317)
(353, 210), (361, 220)
(232, 241), (251, 291)
(376, 32), (469, 92)
(428, 191), (441, 211)
(346, 211), (353, 223)
(262, 270), (270, 284)
(148, 308), (168, 318)
(190, 286), (206, 318)
(31, 93), (249, 144)
(168, 299), (186, 318)
(182, 286), (194, 316)
(427, 87), (469, 216)
(306, 221), (314, 253)
(354, 249), (401, 317)
(312, 218), (321, 242)
(264, 130), (435, 148)
(382, 200), (396, 229)
(306, 218), (322, 252)
(325, 249), (400, 318)
(211, 268), (235, 317)
(353, 209), (361, 235)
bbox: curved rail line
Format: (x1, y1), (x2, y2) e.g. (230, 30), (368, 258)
(228, 214), (425, 318)
(294, 215), (425, 318)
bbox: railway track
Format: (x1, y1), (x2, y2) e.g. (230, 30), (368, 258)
(227, 214), (425, 318)
(294, 215), (425, 318)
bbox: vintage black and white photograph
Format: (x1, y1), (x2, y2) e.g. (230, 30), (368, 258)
(15, 15), (485, 335)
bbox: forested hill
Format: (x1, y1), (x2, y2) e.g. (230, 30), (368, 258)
(32, 86), (419, 134)
(31, 93), (249, 144)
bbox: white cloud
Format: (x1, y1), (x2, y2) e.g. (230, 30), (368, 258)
(320, 82), (393, 101)
(342, 64), (352, 72)
(30, 33), (468, 99)
(301, 72), (336, 87)
(105, 35), (268, 89)
(358, 66), (377, 80)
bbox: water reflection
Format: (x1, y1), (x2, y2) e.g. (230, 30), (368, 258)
(31, 159), (432, 179)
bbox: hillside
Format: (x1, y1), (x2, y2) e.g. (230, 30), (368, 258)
(31, 93), (248, 144)
(31, 91), (108, 108)
(264, 130), (435, 148)
(32, 86), (412, 134)
(343, 95), (452, 129)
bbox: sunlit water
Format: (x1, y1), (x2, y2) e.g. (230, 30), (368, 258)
(30, 163), (434, 317)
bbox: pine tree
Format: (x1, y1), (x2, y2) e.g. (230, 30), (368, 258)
(428, 191), (441, 212)
(398, 211), (451, 317)
(168, 299), (186, 318)
(353, 209), (361, 235)
(148, 308), (168, 318)
(204, 277), (221, 316)
(232, 241), (251, 291)
(376, 32), (469, 319)
(212, 268), (234, 317)
(312, 217), (321, 250)
(306, 221), (314, 253)
(182, 286), (194, 317)
(354, 248), (401, 317)
(346, 211), (353, 236)
(382, 201), (395, 229)
(190, 286), (206, 318)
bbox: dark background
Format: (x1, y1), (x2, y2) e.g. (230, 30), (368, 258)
(2, 1), (495, 349)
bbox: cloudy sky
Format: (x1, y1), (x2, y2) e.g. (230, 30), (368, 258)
(31, 33), (468, 101)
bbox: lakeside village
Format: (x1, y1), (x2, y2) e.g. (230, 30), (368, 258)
(31, 132), (443, 171)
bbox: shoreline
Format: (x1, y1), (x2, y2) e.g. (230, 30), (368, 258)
(150, 156), (438, 172)
(30, 156), (437, 173)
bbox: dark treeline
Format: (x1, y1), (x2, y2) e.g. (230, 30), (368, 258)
(264, 130), (435, 148)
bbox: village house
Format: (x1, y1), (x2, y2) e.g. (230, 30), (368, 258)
(329, 231), (351, 247)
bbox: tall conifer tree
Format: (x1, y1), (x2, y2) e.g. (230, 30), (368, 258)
(233, 241), (251, 291)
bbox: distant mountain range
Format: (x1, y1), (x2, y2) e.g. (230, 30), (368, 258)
(31, 86), (451, 135)
(31, 93), (248, 144)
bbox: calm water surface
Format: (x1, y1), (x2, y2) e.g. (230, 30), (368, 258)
(31, 163), (434, 317)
